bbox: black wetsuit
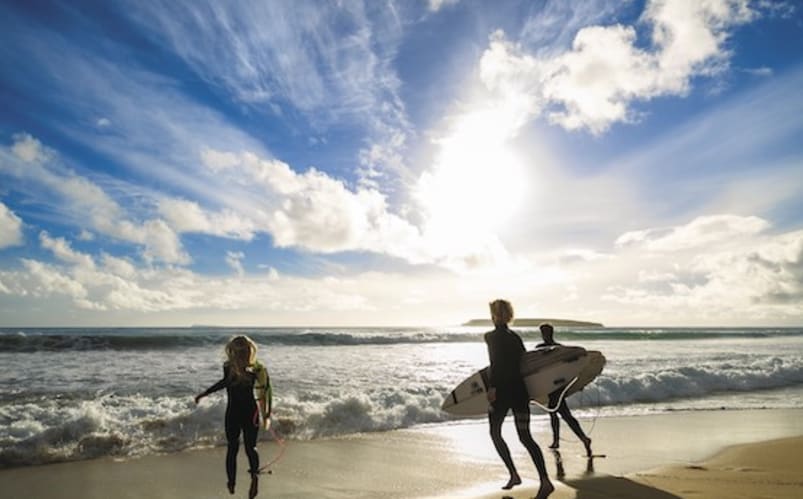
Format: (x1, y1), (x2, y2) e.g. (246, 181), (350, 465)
(200, 363), (260, 485)
(484, 326), (548, 479)
(536, 340), (589, 445)
(485, 326), (529, 410)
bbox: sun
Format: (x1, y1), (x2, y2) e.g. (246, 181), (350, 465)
(415, 106), (529, 250)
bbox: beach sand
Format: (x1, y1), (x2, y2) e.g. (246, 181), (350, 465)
(1, 408), (801, 498)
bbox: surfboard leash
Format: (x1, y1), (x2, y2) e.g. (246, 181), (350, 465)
(530, 376), (579, 413)
(257, 418), (288, 475)
(579, 382), (603, 437)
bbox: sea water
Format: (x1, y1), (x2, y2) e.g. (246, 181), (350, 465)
(1, 327), (802, 467)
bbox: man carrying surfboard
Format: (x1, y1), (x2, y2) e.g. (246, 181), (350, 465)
(485, 299), (554, 498)
(537, 323), (593, 457)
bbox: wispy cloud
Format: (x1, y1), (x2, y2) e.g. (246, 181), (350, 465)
(126, 0), (413, 188)
(1, 14), (269, 210)
(225, 251), (245, 277)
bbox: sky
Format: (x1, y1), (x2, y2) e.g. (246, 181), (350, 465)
(0, 0), (802, 327)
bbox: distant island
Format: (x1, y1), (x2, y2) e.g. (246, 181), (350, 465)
(462, 318), (604, 327)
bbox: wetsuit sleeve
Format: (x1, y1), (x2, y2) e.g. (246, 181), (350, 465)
(265, 370), (272, 417)
(200, 365), (229, 397)
(485, 332), (498, 389)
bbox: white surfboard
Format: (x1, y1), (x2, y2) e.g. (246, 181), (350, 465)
(533, 350), (606, 406)
(441, 345), (592, 416)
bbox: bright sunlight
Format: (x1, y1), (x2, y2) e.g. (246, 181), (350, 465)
(416, 105), (529, 249)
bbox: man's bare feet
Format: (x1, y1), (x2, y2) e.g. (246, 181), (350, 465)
(535, 480), (555, 499)
(502, 474), (522, 490)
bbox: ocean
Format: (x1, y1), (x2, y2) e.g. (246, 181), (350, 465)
(1, 326), (802, 468)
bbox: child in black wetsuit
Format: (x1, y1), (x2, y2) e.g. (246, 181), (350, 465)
(196, 335), (271, 498)
(485, 299), (554, 499)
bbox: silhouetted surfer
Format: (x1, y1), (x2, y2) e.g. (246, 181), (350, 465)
(195, 335), (271, 498)
(485, 299), (554, 498)
(537, 323), (593, 457)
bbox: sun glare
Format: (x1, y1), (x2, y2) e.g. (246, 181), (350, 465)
(416, 107), (529, 247)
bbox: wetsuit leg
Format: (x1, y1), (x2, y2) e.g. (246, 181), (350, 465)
(488, 401), (517, 477)
(548, 391), (560, 445)
(242, 408), (260, 474)
(556, 398), (589, 443)
(511, 399), (549, 482)
(225, 408), (242, 486)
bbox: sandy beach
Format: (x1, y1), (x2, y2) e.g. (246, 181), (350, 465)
(1, 408), (801, 498)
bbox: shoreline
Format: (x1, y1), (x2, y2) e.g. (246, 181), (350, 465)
(1, 408), (802, 498)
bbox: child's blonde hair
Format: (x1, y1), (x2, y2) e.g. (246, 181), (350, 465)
(489, 299), (514, 326)
(225, 335), (258, 382)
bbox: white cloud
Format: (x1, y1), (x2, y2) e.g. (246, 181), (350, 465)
(96, 117), (111, 128)
(101, 254), (137, 279)
(602, 216), (803, 321)
(39, 232), (95, 268)
(615, 214), (770, 251)
(21, 259), (93, 307)
(201, 147), (518, 273)
(480, 0), (759, 134)
(158, 198), (256, 240)
(77, 229), (95, 241)
(1, 134), (189, 264)
(0, 202), (24, 249)
(10, 133), (49, 163)
(638, 270), (679, 283)
(204, 151), (401, 252)
(559, 248), (614, 264)
(428, 0), (460, 13)
(2, 211), (801, 325)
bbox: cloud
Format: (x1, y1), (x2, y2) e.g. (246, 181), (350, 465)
(158, 198), (256, 240)
(428, 0), (459, 12)
(1, 18), (271, 213)
(201, 146), (521, 273)
(615, 214), (770, 251)
(203, 149), (426, 256)
(77, 230), (95, 241)
(480, 0), (759, 134)
(741, 66), (772, 77)
(39, 232), (95, 268)
(10, 133), (50, 163)
(603, 215), (803, 321)
(0, 134), (189, 264)
(226, 251), (245, 277)
(0, 202), (24, 249)
(20, 259), (96, 309)
(124, 1), (413, 189)
(126, 2), (402, 118)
